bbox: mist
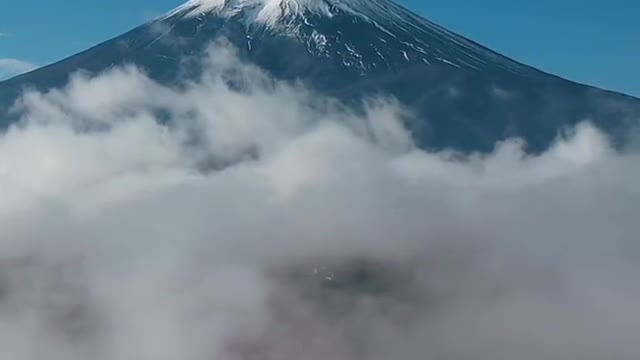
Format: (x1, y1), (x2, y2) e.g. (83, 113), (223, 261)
(1, 42), (639, 360)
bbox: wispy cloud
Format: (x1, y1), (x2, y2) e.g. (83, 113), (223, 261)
(0, 58), (36, 80)
(0, 32), (9, 38)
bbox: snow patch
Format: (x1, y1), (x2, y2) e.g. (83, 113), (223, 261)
(166, 0), (333, 26)
(164, 0), (398, 27)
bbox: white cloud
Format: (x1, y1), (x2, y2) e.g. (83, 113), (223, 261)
(0, 33), (9, 38)
(0, 58), (36, 80)
(0, 41), (640, 360)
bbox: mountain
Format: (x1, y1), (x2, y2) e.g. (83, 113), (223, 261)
(1, 0), (639, 151)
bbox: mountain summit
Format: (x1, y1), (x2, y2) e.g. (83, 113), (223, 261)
(1, 0), (638, 151)
(165, 0), (531, 74)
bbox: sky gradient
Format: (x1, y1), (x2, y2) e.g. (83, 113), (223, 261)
(0, 0), (638, 96)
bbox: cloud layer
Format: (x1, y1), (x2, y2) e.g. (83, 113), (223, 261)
(1, 42), (640, 360)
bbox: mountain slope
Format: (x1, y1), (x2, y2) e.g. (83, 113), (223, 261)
(1, 0), (638, 151)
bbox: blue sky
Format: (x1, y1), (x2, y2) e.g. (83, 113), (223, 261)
(0, 0), (638, 96)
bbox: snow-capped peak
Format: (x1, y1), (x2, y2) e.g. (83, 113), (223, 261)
(165, 0), (391, 27)
(160, 0), (529, 75)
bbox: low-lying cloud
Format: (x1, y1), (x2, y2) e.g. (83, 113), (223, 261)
(1, 42), (640, 360)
